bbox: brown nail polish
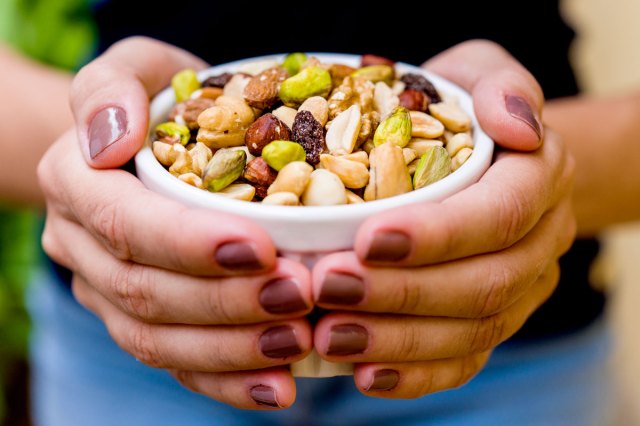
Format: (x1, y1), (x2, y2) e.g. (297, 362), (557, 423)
(365, 369), (399, 391)
(250, 385), (280, 408)
(260, 325), (302, 358)
(365, 231), (411, 262)
(259, 279), (307, 314)
(505, 95), (542, 140)
(89, 106), (127, 159)
(215, 241), (263, 271)
(318, 272), (364, 305)
(327, 324), (368, 356)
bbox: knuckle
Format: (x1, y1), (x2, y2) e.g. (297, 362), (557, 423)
(126, 323), (164, 368)
(110, 263), (155, 321)
(89, 197), (132, 260)
(472, 261), (518, 317)
(415, 369), (438, 397)
(206, 283), (234, 324)
(495, 185), (530, 249)
(393, 275), (423, 313)
(466, 314), (507, 354)
(397, 326), (422, 361)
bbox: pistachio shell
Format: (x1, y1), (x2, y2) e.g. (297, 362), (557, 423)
(202, 149), (247, 192)
(155, 121), (191, 145)
(413, 146), (451, 190)
(172, 69), (201, 102)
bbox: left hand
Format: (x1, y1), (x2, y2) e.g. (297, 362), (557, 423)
(311, 40), (576, 398)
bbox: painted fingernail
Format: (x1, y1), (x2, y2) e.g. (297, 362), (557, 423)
(260, 325), (302, 358)
(327, 324), (368, 356)
(259, 279), (307, 314)
(215, 242), (263, 271)
(365, 369), (399, 392)
(365, 231), (411, 262)
(318, 272), (364, 305)
(89, 106), (127, 159)
(505, 95), (542, 140)
(250, 385), (281, 408)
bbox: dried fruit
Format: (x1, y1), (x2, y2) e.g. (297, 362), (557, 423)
(292, 110), (325, 165)
(243, 157), (278, 187)
(267, 161), (313, 197)
(351, 65), (394, 85)
(301, 169), (348, 206)
(262, 140), (307, 171)
(282, 52), (308, 76)
(155, 122), (191, 145)
(400, 73), (442, 104)
(325, 105), (362, 155)
(413, 146), (451, 190)
(202, 149), (247, 192)
(364, 142), (412, 201)
(243, 67), (289, 109)
(373, 106), (412, 147)
(428, 102), (472, 132)
(398, 89), (429, 112)
(279, 66), (332, 107)
(169, 98), (216, 129)
(172, 69), (201, 102)
(244, 113), (291, 156)
(202, 73), (234, 88)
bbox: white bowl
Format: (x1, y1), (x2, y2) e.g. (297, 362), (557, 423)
(135, 53), (494, 377)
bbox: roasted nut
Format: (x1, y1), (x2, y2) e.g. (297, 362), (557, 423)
(325, 105), (362, 155)
(351, 65), (394, 85)
(243, 157), (278, 187)
(202, 73), (234, 88)
(202, 149), (247, 192)
(155, 122), (191, 145)
(361, 54), (395, 67)
(292, 111), (325, 165)
(282, 52), (307, 76)
(319, 154), (369, 189)
(262, 192), (300, 206)
(172, 68), (200, 102)
(452, 147), (473, 171)
(152, 141), (177, 166)
(402, 147), (417, 165)
(244, 113), (291, 156)
(268, 161), (313, 196)
(408, 138), (444, 157)
(328, 76), (375, 120)
(196, 96), (256, 148)
(373, 106), (412, 147)
(262, 140), (307, 171)
(298, 96), (329, 126)
(169, 98), (216, 129)
(342, 151), (370, 167)
(216, 183), (256, 201)
(413, 146), (451, 190)
(410, 111), (445, 138)
(223, 74), (252, 98)
(301, 169), (348, 206)
(358, 111), (380, 147)
(169, 147), (193, 176)
(399, 89), (429, 112)
(190, 87), (224, 101)
(364, 142), (412, 201)
(362, 139), (375, 155)
(446, 132), (474, 157)
(428, 103), (472, 132)
(189, 142), (213, 176)
(407, 158), (419, 175)
(227, 145), (255, 163)
(373, 81), (399, 119)
(178, 172), (203, 188)
(279, 66), (332, 107)
(400, 73), (441, 103)
(345, 189), (365, 204)
(243, 67), (289, 109)
(271, 106), (297, 129)
(329, 63), (357, 87)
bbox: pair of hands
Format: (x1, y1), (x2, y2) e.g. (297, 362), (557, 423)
(38, 37), (575, 409)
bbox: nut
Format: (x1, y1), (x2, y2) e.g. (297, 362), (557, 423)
(373, 106), (412, 147)
(189, 142), (213, 176)
(279, 66), (332, 107)
(169, 147), (193, 176)
(407, 158), (419, 175)
(178, 172), (203, 188)
(152, 141), (178, 166)
(261, 140), (307, 171)
(327, 76), (374, 120)
(299, 96), (329, 126)
(402, 147), (417, 165)
(267, 161), (313, 197)
(341, 151), (369, 167)
(364, 142), (412, 201)
(237, 59), (280, 76)
(400, 73), (441, 103)
(226, 146), (255, 163)
(262, 192), (300, 206)
(325, 104), (362, 155)
(319, 154), (369, 189)
(216, 183), (256, 201)
(196, 96), (256, 148)
(190, 87), (224, 101)
(408, 138), (444, 157)
(202, 73), (234, 88)
(362, 139), (375, 155)
(271, 106), (297, 129)
(202, 148), (247, 192)
(155, 122), (191, 145)
(244, 113), (291, 156)
(243, 67), (289, 109)
(328, 63), (357, 87)
(446, 132), (474, 157)
(452, 147), (473, 171)
(358, 111), (380, 147)
(398, 89), (429, 112)
(301, 169), (348, 206)
(169, 98), (216, 129)
(223, 74), (252, 98)
(410, 111), (444, 138)
(282, 52), (308, 76)
(428, 102), (472, 132)
(351, 65), (394, 85)
(243, 157), (278, 187)
(172, 68), (200, 102)
(345, 189), (365, 204)
(413, 146), (451, 190)
(373, 81), (399, 119)
(361, 54), (395, 67)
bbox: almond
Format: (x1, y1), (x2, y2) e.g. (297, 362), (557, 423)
(243, 67), (289, 109)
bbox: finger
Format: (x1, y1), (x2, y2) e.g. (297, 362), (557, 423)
(39, 131), (276, 276)
(314, 262), (558, 362)
(354, 351), (491, 397)
(315, 198), (575, 318)
(354, 129), (573, 266)
(423, 39), (544, 150)
(72, 275), (312, 372)
(71, 36), (208, 167)
(172, 367), (296, 410)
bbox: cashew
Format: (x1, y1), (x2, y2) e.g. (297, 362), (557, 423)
(267, 161), (314, 197)
(301, 169), (348, 206)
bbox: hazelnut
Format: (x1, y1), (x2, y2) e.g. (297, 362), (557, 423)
(243, 157), (278, 187)
(244, 113), (291, 156)
(361, 54), (395, 67)
(398, 89), (429, 112)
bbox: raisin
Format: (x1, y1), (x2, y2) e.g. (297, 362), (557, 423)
(202, 72), (234, 88)
(292, 110), (324, 165)
(400, 73), (442, 104)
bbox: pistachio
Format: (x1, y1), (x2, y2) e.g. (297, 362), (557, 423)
(410, 111), (445, 138)
(373, 81), (399, 119)
(428, 102), (472, 132)
(267, 161), (313, 197)
(169, 98), (216, 129)
(407, 138), (444, 157)
(172, 68), (201, 102)
(299, 96), (329, 126)
(351, 65), (394, 85)
(262, 140), (307, 171)
(413, 146), (451, 190)
(364, 142), (412, 201)
(202, 149), (247, 192)
(319, 154), (370, 189)
(446, 132), (474, 157)
(282, 52), (308, 76)
(325, 104), (362, 155)
(279, 66), (332, 107)
(452, 147), (473, 171)
(345, 189), (365, 204)
(217, 183), (256, 201)
(373, 106), (412, 147)
(262, 192), (301, 206)
(301, 169), (348, 206)
(178, 172), (203, 188)
(271, 105), (298, 129)
(155, 122), (191, 145)
(226, 146), (255, 163)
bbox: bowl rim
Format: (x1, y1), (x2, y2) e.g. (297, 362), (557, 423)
(136, 53), (494, 222)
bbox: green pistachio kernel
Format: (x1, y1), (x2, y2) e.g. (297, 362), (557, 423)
(172, 68), (201, 102)
(373, 106), (412, 147)
(278, 66), (332, 107)
(282, 52), (308, 76)
(262, 140), (307, 171)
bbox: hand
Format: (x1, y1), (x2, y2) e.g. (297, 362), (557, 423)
(38, 37), (313, 410)
(311, 40), (576, 398)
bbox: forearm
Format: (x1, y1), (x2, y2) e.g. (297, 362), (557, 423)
(0, 43), (73, 207)
(546, 93), (640, 236)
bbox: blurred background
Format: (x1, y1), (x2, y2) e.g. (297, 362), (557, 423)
(0, 0), (639, 425)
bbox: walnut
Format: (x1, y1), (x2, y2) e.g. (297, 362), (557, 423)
(327, 76), (375, 121)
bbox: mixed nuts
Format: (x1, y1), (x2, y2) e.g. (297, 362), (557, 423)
(151, 53), (475, 206)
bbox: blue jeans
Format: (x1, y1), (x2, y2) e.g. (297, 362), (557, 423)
(28, 269), (611, 426)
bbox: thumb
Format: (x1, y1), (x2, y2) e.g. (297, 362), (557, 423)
(71, 36), (208, 168)
(423, 39), (544, 151)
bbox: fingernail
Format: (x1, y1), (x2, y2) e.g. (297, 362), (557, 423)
(365, 369), (399, 391)
(260, 325), (302, 358)
(327, 324), (368, 356)
(259, 279), (307, 314)
(250, 385), (281, 408)
(318, 272), (364, 305)
(215, 241), (263, 271)
(89, 106), (127, 159)
(505, 95), (542, 140)
(365, 231), (411, 262)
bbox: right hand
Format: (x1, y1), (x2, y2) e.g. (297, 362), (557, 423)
(38, 37), (313, 410)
